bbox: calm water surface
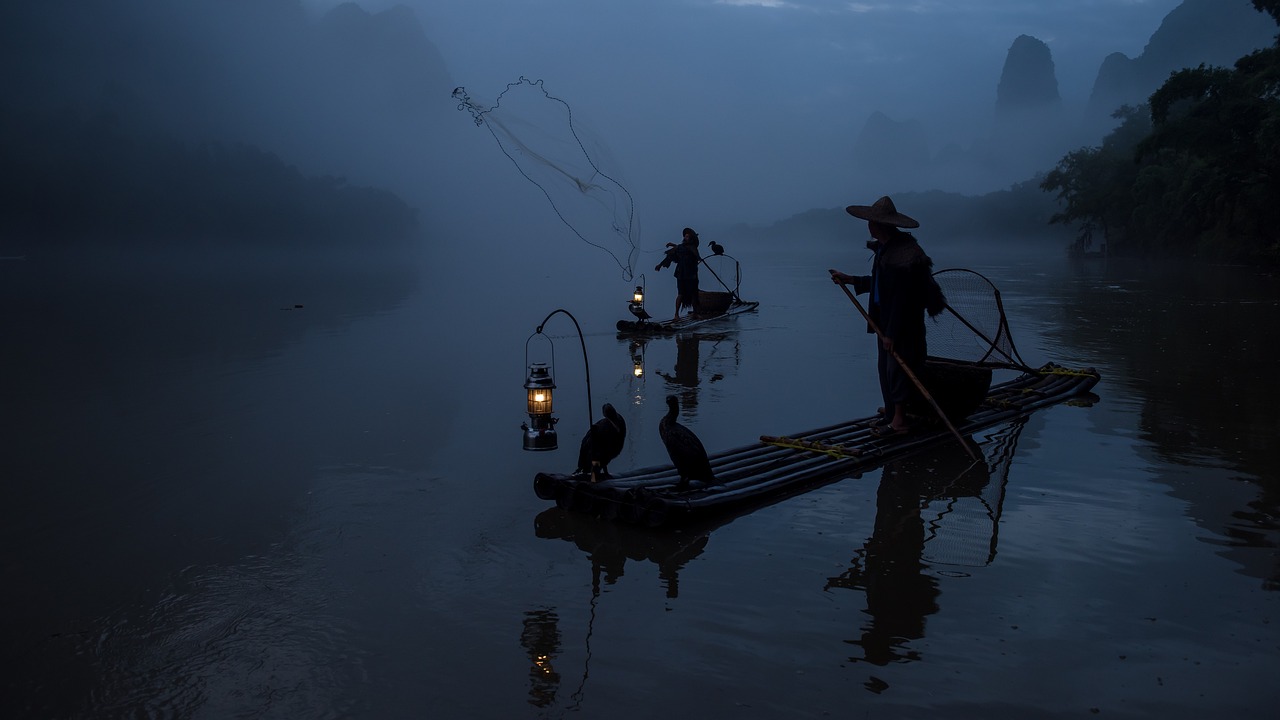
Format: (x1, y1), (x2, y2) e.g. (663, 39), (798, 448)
(3, 237), (1277, 719)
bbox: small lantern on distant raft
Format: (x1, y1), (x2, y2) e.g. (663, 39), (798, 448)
(628, 285), (651, 321)
(522, 362), (558, 451)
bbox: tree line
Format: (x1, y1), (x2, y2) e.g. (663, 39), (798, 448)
(1040, 0), (1280, 264)
(0, 106), (420, 249)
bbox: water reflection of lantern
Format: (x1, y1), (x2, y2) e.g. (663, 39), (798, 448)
(522, 362), (558, 451)
(629, 339), (645, 378)
(520, 609), (563, 707)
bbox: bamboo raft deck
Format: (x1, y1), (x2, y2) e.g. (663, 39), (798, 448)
(534, 363), (1101, 527)
(615, 299), (760, 335)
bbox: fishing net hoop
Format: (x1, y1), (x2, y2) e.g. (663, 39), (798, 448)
(927, 268), (1034, 373)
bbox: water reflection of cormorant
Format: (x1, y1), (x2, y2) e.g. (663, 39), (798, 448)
(827, 419), (1023, 666)
(533, 507), (715, 599)
(525, 509), (724, 711)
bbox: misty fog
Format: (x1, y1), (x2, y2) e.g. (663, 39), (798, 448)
(6, 0), (1273, 256)
(6, 4), (1280, 718)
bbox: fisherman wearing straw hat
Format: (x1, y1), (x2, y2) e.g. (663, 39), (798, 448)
(655, 227), (702, 320)
(829, 196), (942, 437)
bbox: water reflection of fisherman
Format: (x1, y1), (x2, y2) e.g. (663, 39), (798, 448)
(837, 462), (940, 665)
(824, 445), (993, 666)
(655, 227), (702, 320)
(656, 336), (701, 414)
(656, 336), (700, 384)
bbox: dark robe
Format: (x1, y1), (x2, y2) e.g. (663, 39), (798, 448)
(851, 235), (934, 416)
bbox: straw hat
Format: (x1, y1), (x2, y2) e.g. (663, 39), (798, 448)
(845, 196), (919, 229)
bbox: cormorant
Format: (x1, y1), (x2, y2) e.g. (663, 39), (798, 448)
(709, 240), (725, 255)
(658, 394), (716, 488)
(576, 403), (627, 482)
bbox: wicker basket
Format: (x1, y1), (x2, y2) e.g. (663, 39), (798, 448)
(913, 358), (993, 421)
(698, 290), (733, 314)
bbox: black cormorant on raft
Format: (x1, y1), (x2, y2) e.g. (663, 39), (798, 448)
(575, 403), (627, 482)
(534, 363), (1100, 527)
(658, 395), (717, 488)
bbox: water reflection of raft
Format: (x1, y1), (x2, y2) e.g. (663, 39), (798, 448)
(533, 363), (1100, 527)
(616, 292), (759, 335)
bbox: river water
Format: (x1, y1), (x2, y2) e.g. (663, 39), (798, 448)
(2, 234), (1277, 719)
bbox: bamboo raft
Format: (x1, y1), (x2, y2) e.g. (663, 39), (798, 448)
(616, 297), (759, 335)
(534, 363), (1100, 527)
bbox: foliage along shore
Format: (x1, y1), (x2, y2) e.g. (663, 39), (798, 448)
(1040, 0), (1280, 266)
(721, 180), (1074, 248)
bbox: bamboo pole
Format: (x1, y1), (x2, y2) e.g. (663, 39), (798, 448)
(834, 281), (979, 461)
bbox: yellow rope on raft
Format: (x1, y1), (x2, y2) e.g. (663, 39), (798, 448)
(1036, 366), (1099, 378)
(760, 435), (863, 459)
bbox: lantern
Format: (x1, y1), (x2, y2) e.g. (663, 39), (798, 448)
(522, 362), (558, 451)
(628, 284), (652, 321)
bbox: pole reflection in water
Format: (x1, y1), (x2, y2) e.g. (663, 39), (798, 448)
(531, 419), (1028, 694)
(827, 419), (1025, 667)
(518, 586), (600, 711)
(922, 416), (1025, 568)
(523, 510), (715, 712)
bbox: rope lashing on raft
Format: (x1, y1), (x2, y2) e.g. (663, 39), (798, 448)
(760, 435), (864, 459)
(1037, 366), (1100, 378)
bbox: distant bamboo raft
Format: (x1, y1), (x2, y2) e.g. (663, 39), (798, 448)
(533, 363), (1100, 527)
(616, 299), (759, 334)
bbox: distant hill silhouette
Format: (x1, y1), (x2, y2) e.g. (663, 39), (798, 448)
(1086, 0), (1275, 129)
(0, 107), (419, 249)
(820, 0), (1277, 249)
(996, 35), (1062, 119)
(0, 0), (452, 248)
(853, 33), (1079, 197)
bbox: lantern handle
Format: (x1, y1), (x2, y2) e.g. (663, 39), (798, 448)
(531, 309), (594, 426)
(524, 331), (556, 376)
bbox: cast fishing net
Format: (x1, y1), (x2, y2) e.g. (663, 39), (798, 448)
(926, 268), (1034, 372)
(453, 77), (641, 281)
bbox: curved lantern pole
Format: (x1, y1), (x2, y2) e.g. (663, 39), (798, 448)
(627, 273), (650, 322)
(521, 308), (594, 451)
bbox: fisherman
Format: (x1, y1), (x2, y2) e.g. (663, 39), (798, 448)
(828, 196), (943, 437)
(655, 227), (702, 320)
